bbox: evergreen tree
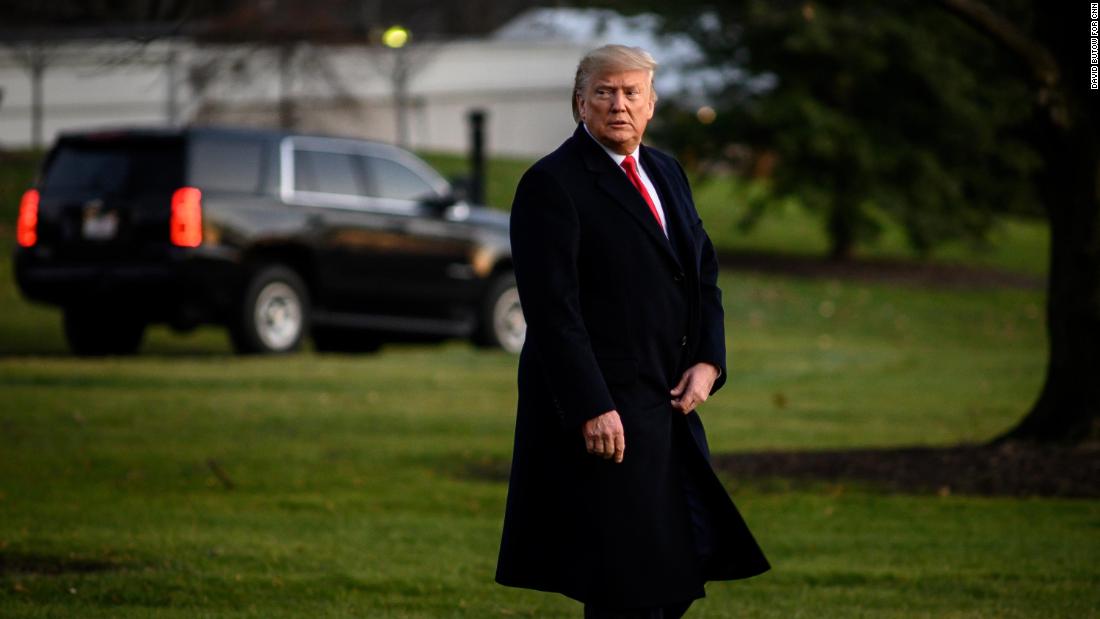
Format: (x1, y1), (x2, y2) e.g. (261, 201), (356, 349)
(638, 0), (1098, 441)
(650, 0), (1041, 260)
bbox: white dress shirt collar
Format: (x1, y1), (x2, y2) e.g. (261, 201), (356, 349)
(583, 123), (639, 166)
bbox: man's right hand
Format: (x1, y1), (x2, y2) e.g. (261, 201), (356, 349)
(582, 410), (625, 463)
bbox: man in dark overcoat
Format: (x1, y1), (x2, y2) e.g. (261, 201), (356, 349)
(496, 44), (770, 618)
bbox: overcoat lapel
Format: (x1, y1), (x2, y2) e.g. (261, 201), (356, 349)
(576, 127), (683, 271)
(640, 144), (696, 273)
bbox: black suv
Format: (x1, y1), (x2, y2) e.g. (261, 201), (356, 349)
(14, 126), (525, 355)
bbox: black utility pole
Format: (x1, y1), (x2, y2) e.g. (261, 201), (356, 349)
(467, 108), (487, 205)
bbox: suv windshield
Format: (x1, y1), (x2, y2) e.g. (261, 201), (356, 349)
(43, 137), (183, 195)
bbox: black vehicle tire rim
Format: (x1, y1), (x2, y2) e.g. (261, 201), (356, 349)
(492, 285), (525, 354)
(254, 281), (303, 351)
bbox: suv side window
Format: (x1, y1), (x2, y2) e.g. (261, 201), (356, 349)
(363, 156), (437, 202)
(190, 136), (265, 194)
(294, 150), (365, 196)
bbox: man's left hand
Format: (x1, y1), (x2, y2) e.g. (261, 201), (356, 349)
(670, 363), (720, 414)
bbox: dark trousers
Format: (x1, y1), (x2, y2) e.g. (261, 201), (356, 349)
(583, 599), (693, 619)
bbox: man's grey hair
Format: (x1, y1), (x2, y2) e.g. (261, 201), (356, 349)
(572, 44), (659, 123)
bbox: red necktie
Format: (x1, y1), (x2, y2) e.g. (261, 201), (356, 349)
(621, 155), (663, 230)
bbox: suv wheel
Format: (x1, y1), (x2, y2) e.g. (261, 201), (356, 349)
(63, 307), (145, 356)
(230, 265), (309, 354)
(475, 272), (525, 353)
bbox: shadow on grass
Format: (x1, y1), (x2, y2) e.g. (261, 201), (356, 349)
(448, 455), (512, 485)
(0, 552), (126, 575)
(447, 442), (1100, 498)
(718, 249), (1044, 290)
(713, 442), (1100, 498)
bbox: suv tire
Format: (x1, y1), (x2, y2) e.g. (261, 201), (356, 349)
(474, 272), (525, 353)
(63, 306), (146, 356)
(230, 265), (310, 354)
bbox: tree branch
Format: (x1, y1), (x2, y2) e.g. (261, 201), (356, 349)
(936, 0), (1059, 89)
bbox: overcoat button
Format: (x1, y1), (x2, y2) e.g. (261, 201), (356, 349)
(681, 336), (687, 346)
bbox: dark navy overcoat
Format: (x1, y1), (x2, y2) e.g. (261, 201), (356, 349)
(496, 125), (769, 608)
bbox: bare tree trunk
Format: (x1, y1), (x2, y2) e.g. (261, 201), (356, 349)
(277, 42), (296, 130)
(165, 46), (179, 125)
(827, 175), (858, 261)
(996, 134), (1100, 443)
(29, 44), (45, 150)
(392, 48), (409, 148)
(936, 0), (1100, 443)
(826, 202), (856, 262)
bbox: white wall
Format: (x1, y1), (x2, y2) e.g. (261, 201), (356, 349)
(0, 38), (588, 158)
(0, 40), (186, 149)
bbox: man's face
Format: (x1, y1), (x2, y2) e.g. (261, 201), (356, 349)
(577, 69), (655, 155)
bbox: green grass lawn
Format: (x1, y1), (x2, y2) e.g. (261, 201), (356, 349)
(0, 149), (1085, 617)
(1, 220), (1095, 617)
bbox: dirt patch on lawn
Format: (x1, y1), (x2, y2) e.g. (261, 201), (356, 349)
(714, 441), (1100, 498)
(449, 443), (1099, 499)
(451, 456), (511, 484)
(717, 250), (1044, 290)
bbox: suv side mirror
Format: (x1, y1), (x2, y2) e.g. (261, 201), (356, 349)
(422, 192), (458, 212)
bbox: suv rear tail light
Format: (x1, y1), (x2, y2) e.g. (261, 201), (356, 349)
(17, 189), (39, 247)
(170, 186), (202, 247)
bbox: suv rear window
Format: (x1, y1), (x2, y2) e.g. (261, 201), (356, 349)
(42, 137), (183, 195)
